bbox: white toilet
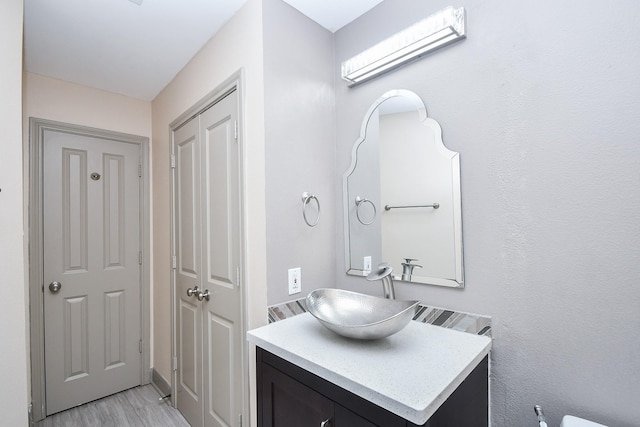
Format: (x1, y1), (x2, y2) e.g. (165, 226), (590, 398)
(560, 415), (607, 427)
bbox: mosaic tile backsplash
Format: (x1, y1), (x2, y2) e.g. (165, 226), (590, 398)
(268, 296), (491, 337)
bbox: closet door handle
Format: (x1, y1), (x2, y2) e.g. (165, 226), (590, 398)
(197, 289), (210, 302)
(320, 419), (331, 427)
(187, 285), (199, 297)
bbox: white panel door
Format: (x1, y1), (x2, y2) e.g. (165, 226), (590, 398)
(43, 130), (141, 415)
(174, 89), (243, 427)
(199, 92), (242, 427)
(174, 118), (204, 427)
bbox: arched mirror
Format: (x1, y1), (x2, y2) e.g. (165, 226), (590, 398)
(343, 89), (464, 287)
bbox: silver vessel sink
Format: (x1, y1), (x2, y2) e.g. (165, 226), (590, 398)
(305, 288), (420, 340)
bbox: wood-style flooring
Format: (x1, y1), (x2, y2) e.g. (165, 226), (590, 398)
(36, 384), (190, 427)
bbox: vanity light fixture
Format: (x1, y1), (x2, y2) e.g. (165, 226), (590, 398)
(341, 6), (466, 86)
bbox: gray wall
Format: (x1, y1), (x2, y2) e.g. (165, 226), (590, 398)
(263, 0), (336, 304)
(334, 1), (640, 426)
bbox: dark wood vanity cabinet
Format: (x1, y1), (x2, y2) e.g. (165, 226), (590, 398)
(257, 347), (488, 427)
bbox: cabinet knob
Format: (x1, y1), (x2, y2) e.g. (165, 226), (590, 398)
(320, 419), (331, 427)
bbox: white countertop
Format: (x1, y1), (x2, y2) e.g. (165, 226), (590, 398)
(247, 312), (492, 425)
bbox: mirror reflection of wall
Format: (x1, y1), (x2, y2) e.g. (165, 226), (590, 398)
(343, 90), (464, 288)
(346, 111), (382, 275)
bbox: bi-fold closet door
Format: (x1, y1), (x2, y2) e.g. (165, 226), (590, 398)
(173, 90), (243, 427)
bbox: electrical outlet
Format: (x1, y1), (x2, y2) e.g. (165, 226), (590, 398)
(363, 256), (372, 275)
(288, 267), (301, 295)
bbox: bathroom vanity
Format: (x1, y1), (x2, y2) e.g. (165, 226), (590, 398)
(248, 313), (491, 426)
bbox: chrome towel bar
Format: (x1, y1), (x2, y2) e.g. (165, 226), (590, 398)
(384, 202), (439, 211)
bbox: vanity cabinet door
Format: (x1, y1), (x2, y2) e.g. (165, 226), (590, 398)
(261, 362), (334, 427)
(334, 404), (377, 427)
(258, 348), (406, 427)
(260, 363), (380, 427)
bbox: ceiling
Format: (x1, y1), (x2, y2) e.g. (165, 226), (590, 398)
(23, 0), (384, 101)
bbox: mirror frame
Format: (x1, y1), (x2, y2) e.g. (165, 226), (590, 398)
(342, 89), (464, 288)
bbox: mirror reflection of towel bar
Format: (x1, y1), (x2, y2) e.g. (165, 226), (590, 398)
(355, 196), (377, 225)
(384, 203), (440, 211)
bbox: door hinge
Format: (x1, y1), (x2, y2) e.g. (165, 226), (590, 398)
(236, 267), (240, 287)
(173, 357), (178, 372)
(138, 251), (143, 265)
(139, 340), (143, 354)
(172, 255), (177, 269)
(170, 154), (176, 169)
(234, 120), (238, 141)
(138, 163), (142, 177)
(238, 413), (242, 427)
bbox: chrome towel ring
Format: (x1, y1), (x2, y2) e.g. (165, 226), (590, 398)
(355, 196), (376, 225)
(302, 192), (320, 227)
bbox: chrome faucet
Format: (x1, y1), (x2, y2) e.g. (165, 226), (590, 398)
(401, 258), (422, 281)
(366, 263), (395, 299)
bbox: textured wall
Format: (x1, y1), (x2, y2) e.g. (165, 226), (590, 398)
(263, 0), (336, 305)
(334, 1), (640, 426)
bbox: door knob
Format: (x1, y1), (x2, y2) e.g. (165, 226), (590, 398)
(49, 281), (62, 293)
(187, 286), (199, 297)
(197, 289), (210, 302)
(320, 419), (332, 427)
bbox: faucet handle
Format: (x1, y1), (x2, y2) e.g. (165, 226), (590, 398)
(401, 262), (422, 269)
(402, 258), (421, 266)
(366, 263), (393, 281)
